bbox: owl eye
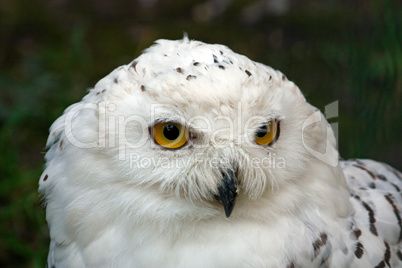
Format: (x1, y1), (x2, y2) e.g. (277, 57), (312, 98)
(152, 122), (189, 149)
(254, 120), (279, 146)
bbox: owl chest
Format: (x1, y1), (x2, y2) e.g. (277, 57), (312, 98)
(83, 221), (338, 267)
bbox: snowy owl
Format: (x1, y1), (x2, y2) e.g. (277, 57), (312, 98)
(39, 37), (402, 267)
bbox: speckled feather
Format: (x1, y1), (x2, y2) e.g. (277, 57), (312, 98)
(341, 159), (402, 267)
(40, 37), (401, 267)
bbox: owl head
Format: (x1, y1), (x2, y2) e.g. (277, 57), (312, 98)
(40, 37), (347, 239)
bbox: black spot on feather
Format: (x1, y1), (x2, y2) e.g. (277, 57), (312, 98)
(312, 233), (328, 258)
(193, 62), (200, 66)
(361, 201), (378, 236)
(245, 70), (252, 77)
(114, 78), (118, 84)
(352, 194), (361, 200)
(353, 164), (377, 180)
(175, 67), (183, 74)
(286, 263), (295, 268)
(353, 229), (362, 240)
(377, 174), (387, 181)
(213, 54), (218, 63)
(141, 85), (146, 92)
(390, 182), (401, 192)
(374, 261), (385, 268)
(43, 174), (48, 181)
(130, 61), (138, 71)
(186, 75), (197, 81)
(384, 241), (391, 267)
(218, 65), (225, 70)
(354, 242), (364, 259)
(384, 194), (402, 242)
(397, 249), (402, 260)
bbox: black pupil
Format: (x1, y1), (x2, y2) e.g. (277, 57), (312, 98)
(255, 124), (268, 138)
(164, 124), (180, 140)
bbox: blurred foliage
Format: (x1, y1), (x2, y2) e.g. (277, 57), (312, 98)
(0, 0), (400, 266)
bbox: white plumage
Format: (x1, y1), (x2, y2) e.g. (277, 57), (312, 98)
(40, 37), (402, 267)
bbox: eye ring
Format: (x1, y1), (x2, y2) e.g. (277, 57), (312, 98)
(151, 122), (189, 149)
(254, 120), (280, 146)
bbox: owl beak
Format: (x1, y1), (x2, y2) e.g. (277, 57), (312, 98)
(214, 169), (238, 218)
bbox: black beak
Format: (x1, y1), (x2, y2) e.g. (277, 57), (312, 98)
(214, 169), (238, 218)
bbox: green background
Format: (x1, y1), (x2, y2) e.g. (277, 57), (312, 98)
(0, 0), (400, 266)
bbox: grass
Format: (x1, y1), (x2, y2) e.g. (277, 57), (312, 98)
(0, 0), (400, 266)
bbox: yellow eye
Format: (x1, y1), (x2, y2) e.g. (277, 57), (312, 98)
(255, 120), (279, 146)
(152, 122), (189, 149)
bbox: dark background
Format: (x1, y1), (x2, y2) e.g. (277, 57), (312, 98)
(0, 0), (400, 266)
